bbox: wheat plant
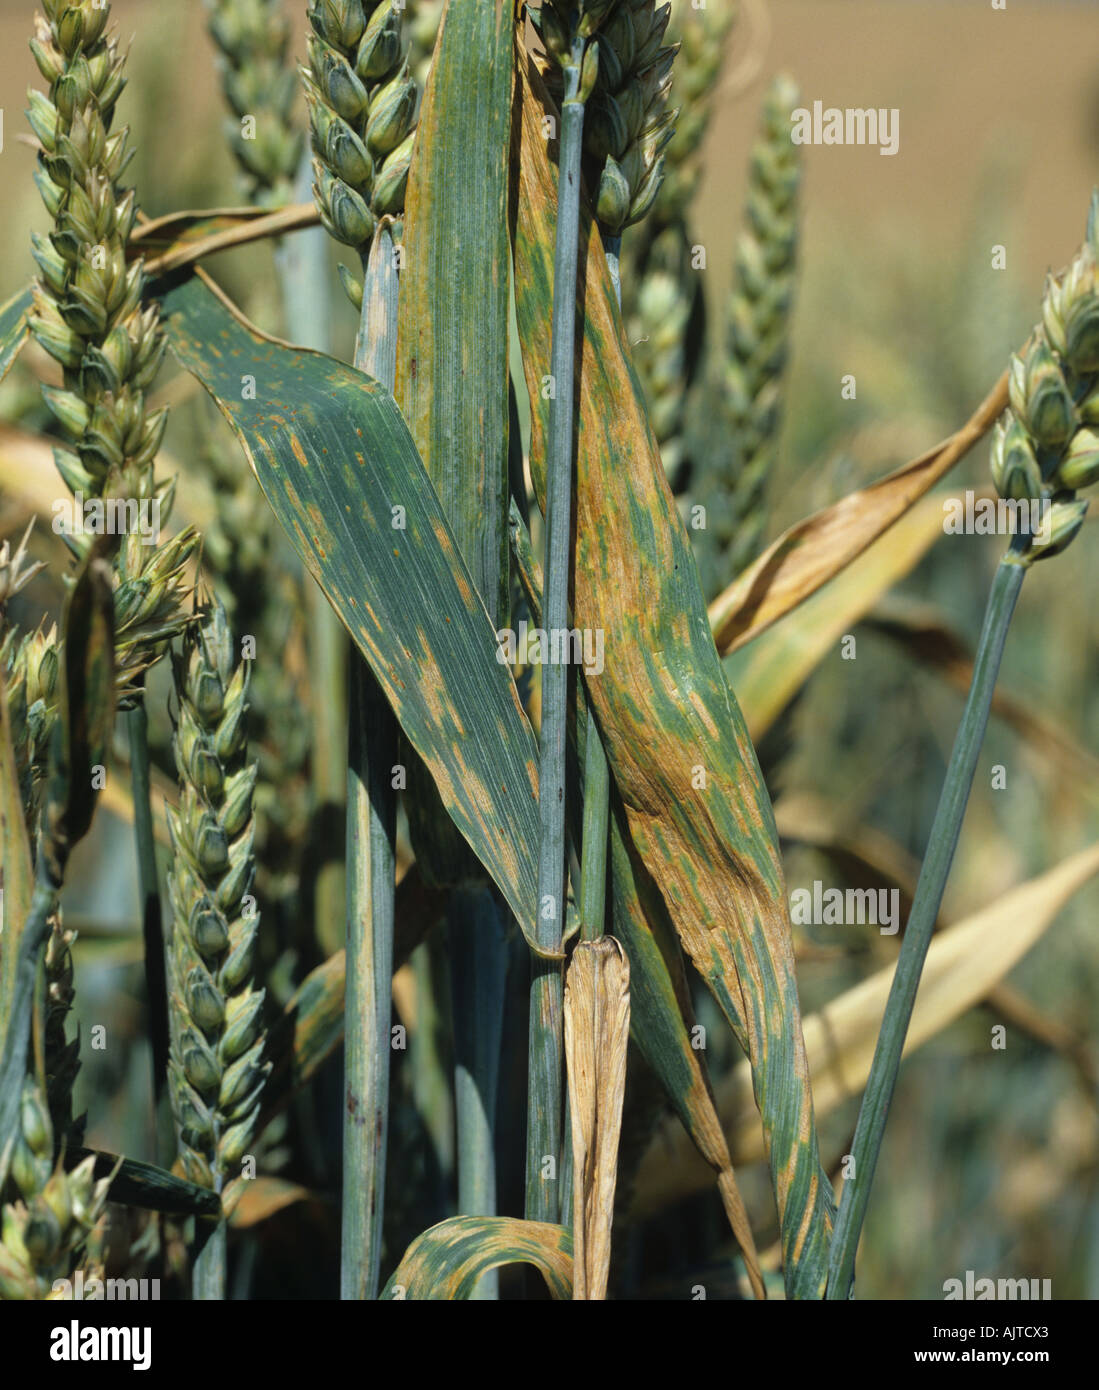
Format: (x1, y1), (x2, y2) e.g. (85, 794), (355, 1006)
(0, 0), (1096, 1309)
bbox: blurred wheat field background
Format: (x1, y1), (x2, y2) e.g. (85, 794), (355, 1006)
(0, 0), (1098, 1302)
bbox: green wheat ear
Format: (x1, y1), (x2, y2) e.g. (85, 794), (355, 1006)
(27, 0), (196, 703)
(166, 596), (268, 1201)
(0, 1080), (111, 1300)
(694, 72), (801, 599)
(206, 0), (304, 207)
(302, 0), (418, 306)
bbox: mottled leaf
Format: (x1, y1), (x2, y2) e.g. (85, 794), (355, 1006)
(510, 504), (763, 1293)
(513, 54), (832, 1297)
(381, 1216), (573, 1299)
(156, 271), (552, 954)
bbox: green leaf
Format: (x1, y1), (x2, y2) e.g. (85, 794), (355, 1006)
(395, 0), (512, 627)
(70, 1148), (221, 1218)
(513, 56), (834, 1297)
(0, 287), (32, 383)
(155, 271), (553, 955)
(381, 1216), (573, 1300)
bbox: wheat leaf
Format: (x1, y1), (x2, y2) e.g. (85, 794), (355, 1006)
(154, 270), (554, 956)
(512, 52), (833, 1297)
(381, 1215), (573, 1300)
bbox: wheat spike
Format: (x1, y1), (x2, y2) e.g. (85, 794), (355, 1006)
(694, 73), (801, 597)
(0, 1080), (111, 1301)
(166, 597), (268, 1193)
(206, 0), (304, 207)
(302, 0), (418, 305)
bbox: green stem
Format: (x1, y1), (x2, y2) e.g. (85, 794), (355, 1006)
(192, 1219), (226, 1301)
(527, 52), (586, 1225)
(127, 702), (171, 1161)
(825, 548), (1028, 1299)
(341, 224), (399, 1300)
(449, 886), (508, 1299)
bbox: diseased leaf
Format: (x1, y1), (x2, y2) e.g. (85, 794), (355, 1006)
(381, 1215), (573, 1300)
(0, 287), (32, 383)
(156, 271), (553, 954)
(565, 937), (630, 1301)
(395, 0), (512, 625)
(708, 372), (1010, 655)
(633, 842), (1099, 1215)
(513, 54), (832, 1297)
(510, 506), (763, 1293)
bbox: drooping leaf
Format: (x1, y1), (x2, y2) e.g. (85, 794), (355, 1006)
(565, 938), (630, 1301)
(381, 1215), (573, 1300)
(632, 841), (1099, 1214)
(132, 205), (318, 276)
(156, 271), (552, 954)
(708, 372), (1010, 655)
(509, 505), (763, 1292)
(729, 495), (948, 740)
(513, 54), (833, 1297)
(0, 287), (32, 383)
(70, 1148), (221, 1217)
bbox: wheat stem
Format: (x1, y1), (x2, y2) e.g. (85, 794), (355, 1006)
(826, 544), (1027, 1299)
(527, 42), (586, 1225)
(341, 222), (399, 1301)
